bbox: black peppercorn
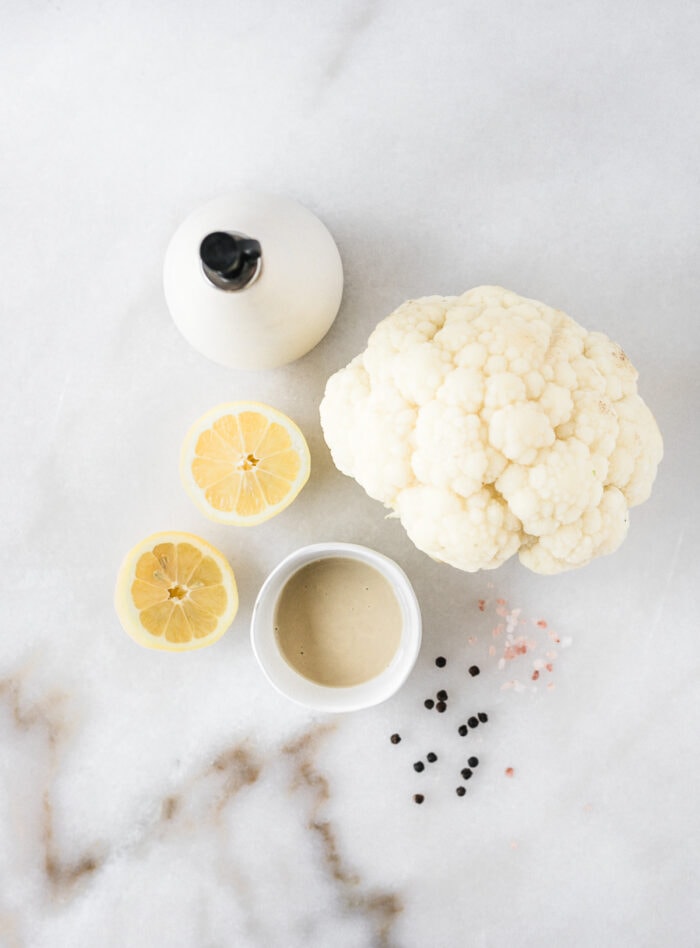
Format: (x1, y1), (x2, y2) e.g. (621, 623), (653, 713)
(413, 761), (425, 773)
(468, 716), (479, 728)
(424, 699), (435, 710)
(427, 752), (438, 763)
(461, 768), (472, 780)
(456, 786), (466, 797)
(478, 712), (488, 723)
(469, 665), (480, 677)
(436, 701), (447, 713)
(435, 656), (447, 667)
(390, 733), (401, 744)
(437, 689), (448, 702)
(413, 794), (424, 804)
(468, 756), (479, 767)
(458, 724), (468, 736)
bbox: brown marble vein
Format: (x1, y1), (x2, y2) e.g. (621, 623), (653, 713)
(210, 744), (262, 814)
(1, 678), (402, 945)
(283, 725), (403, 948)
(144, 740), (267, 945)
(0, 677), (105, 902)
(152, 741), (262, 832)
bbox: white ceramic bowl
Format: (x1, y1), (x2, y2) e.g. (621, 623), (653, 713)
(251, 542), (422, 712)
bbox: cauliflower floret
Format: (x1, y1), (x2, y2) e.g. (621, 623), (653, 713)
(488, 402), (555, 464)
(496, 438), (603, 535)
(520, 486), (630, 574)
(607, 394), (664, 505)
(395, 485), (522, 572)
(411, 402), (489, 498)
(321, 358), (416, 504)
(320, 286), (663, 574)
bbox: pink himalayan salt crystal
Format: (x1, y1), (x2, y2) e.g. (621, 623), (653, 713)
(473, 592), (572, 695)
(505, 767), (515, 777)
(503, 638), (529, 660)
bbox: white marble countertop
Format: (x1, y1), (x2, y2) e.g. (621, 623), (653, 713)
(2, 2), (699, 946)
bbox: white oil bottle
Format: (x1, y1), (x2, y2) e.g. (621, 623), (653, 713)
(163, 191), (344, 370)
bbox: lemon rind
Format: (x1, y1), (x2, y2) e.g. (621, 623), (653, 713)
(179, 401), (311, 526)
(114, 531), (239, 651)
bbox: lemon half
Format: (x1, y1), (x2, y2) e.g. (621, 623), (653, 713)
(180, 401), (310, 526)
(114, 531), (238, 650)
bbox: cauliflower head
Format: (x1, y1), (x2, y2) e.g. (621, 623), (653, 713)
(320, 286), (663, 574)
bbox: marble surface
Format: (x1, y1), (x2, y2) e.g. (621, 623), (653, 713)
(2, 2), (699, 946)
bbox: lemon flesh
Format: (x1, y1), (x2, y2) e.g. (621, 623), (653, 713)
(115, 532), (238, 650)
(181, 402), (310, 525)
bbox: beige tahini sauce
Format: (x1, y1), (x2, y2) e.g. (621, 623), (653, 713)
(274, 557), (402, 687)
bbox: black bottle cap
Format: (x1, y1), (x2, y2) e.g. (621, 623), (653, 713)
(199, 231), (261, 290)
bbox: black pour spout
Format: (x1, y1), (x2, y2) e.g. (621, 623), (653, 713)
(199, 231), (262, 290)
